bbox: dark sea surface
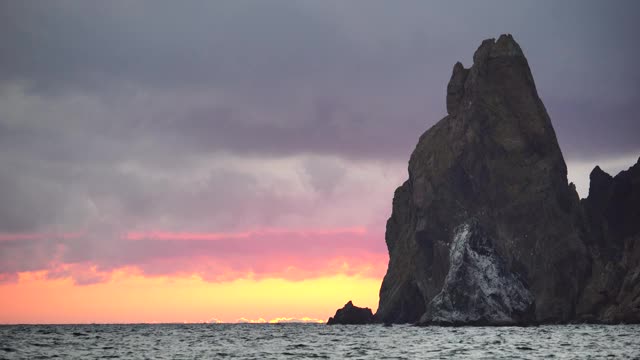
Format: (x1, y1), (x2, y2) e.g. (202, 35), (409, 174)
(1, 323), (639, 359)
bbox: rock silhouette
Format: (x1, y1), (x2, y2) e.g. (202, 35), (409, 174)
(327, 301), (374, 325)
(330, 34), (639, 325)
(577, 159), (640, 323)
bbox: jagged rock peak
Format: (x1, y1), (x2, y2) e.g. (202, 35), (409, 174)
(377, 34), (588, 325)
(446, 34), (530, 115)
(578, 156), (640, 322)
(588, 166), (613, 198)
(590, 165), (611, 179)
(472, 34), (524, 62)
(446, 62), (469, 114)
(491, 34), (525, 58)
(327, 301), (374, 325)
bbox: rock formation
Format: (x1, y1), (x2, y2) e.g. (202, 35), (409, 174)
(367, 34), (640, 325)
(327, 301), (374, 325)
(576, 159), (640, 323)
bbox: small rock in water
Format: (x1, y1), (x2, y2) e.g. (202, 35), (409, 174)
(327, 301), (374, 325)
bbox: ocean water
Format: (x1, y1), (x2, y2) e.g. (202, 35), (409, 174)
(1, 323), (639, 359)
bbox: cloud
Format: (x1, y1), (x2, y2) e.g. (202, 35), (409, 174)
(0, 273), (18, 284)
(0, 1), (357, 94)
(1, 1), (638, 159)
(1, 1), (639, 287)
(45, 263), (111, 286)
(0, 227), (389, 285)
(236, 317), (267, 324)
(302, 157), (346, 195)
(267, 317), (324, 324)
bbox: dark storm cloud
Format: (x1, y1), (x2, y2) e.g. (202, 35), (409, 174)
(161, 98), (426, 159)
(0, 1), (355, 92)
(3, 1), (638, 160)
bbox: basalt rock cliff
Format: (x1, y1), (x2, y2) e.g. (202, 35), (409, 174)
(370, 34), (640, 325)
(576, 160), (640, 323)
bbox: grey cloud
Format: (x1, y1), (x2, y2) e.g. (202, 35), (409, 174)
(547, 100), (640, 160)
(166, 97), (426, 159)
(0, 165), (73, 232)
(302, 156), (346, 195)
(0, 162), (318, 279)
(0, 1), (354, 93)
(2, 1), (638, 160)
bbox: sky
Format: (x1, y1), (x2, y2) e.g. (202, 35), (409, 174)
(1, 1), (639, 324)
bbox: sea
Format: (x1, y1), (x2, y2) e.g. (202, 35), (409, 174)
(1, 323), (639, 359)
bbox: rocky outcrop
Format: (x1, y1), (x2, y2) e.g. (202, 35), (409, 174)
(576, 158), (640, 323)
(372, 34), (640, 325)
(327, 301), (374, 325)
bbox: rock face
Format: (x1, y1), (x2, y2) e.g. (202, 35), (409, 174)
(327, 301), (374, 325)
(422, 222), (535, 325)
(576, 159), (640, 323)
(374, 34), (640, 325)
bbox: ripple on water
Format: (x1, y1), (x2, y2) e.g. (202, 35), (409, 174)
(0, 324), (638, 359)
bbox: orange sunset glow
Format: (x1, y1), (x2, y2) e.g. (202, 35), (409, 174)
(0, 269), (382, 324)
(0, 223), (390, 324)
(0, 223), (390, 323)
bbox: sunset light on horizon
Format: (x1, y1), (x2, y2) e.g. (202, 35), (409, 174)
(0, 270), (381, 324)
(0, 226), (387, 324)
